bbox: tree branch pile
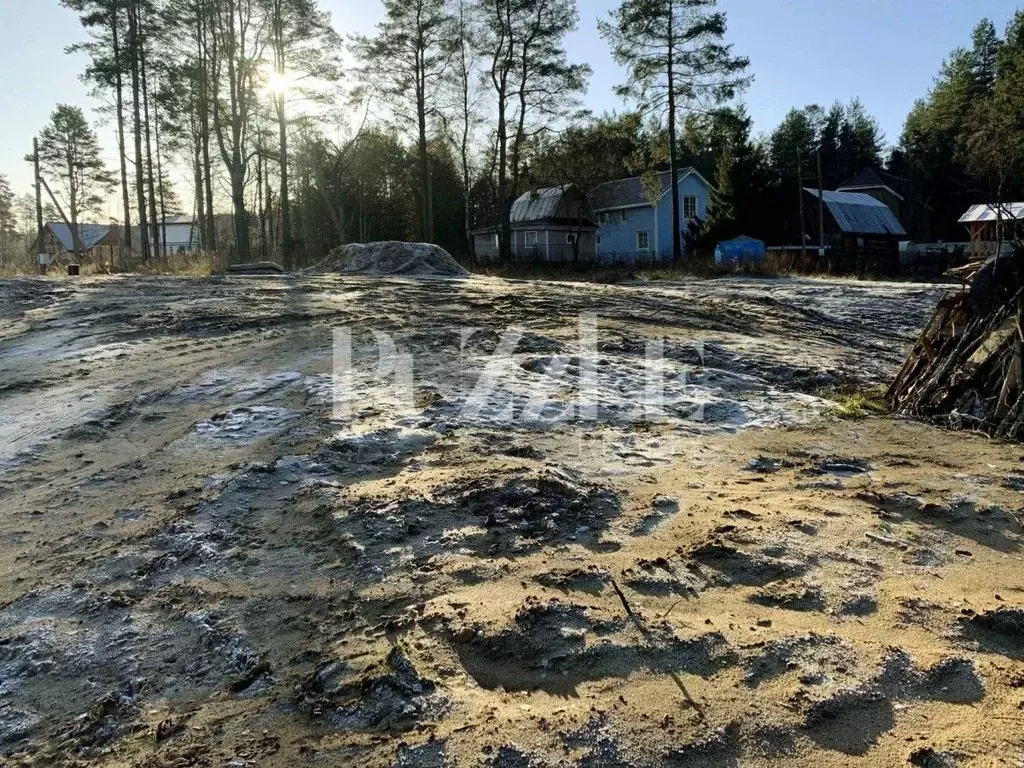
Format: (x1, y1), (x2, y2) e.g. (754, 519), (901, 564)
(888, 251), (1024, 439)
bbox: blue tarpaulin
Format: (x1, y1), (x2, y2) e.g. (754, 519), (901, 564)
(714, 235), (766, 265)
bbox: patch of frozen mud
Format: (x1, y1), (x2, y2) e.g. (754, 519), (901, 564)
(338, 469), (622, 568)
(299, 647), (449, 731)
(427, 348), (828, 435)
(164, 368), (302, 405)
(0, 447), (43, 484)
(320, 427), (439, 469)
(191, 405), (301, 442)
(91, 458), (331, 590)
(0, 383), (115, 466)
(308, 325), (832, 454)
(0, 585), (268, 755)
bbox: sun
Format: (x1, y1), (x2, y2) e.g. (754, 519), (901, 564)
(265, 68), (297, 96)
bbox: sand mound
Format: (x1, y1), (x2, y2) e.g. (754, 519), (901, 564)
(312, 241), (469, 277)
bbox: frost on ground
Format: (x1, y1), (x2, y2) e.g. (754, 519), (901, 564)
(1, 274), (1023, 767)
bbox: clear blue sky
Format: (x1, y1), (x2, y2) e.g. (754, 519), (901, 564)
(1, 0), (1020, 210)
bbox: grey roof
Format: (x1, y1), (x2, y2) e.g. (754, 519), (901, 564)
(510, 186), (572, 223)
(805, 189), (907, 236)
(590, 168), (706, 211)
(46, 222), (113, 251)
(959, 203), (1024, 224)
(837, 168), (909, 201)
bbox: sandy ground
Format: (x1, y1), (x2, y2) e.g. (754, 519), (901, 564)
(1, 274), (1022, 767)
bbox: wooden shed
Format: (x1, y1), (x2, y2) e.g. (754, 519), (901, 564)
(959, 204), (1024, 258)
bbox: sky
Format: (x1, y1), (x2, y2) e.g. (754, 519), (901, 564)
(0, 0), (1021, 215)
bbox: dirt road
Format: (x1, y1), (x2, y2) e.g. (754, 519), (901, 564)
(1, 274), (1022, 767)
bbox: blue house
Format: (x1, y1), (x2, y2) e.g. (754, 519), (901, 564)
(590, 168), (712, 263)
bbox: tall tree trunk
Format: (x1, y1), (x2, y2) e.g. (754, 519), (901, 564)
(193, 146), (205, 250)
(111, 2), (132, 267)
(667, 0), (682, 263)
(257, 146), (268, 259)
(460, 92), (473, 262)
(140, 28), (160, 257)
(497, 104), (509, 263)
(492, 1), (512, 265)
(154, 82), (168, 256)
(416, 62), (432, 243)
(33, 138), (43, 256)
(128, 0), (150, 261)
(817, 147), (825, 264)
(409, 0), (434, 245)
(456, 0), (474, 262)
(275, 92), (291, 267)
(798, 152), (807, 262)
(65, 147), (80, 258)
(212, 0), (253, 264)
(197, 7), (216, 251)
(271, 1), (293, 269)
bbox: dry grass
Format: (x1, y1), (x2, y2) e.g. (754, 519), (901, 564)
(0, 251), (226, 278)
(817, 383), (890, 420)
(125, 251), (224, 277)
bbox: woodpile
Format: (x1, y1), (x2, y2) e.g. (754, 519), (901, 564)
(888, 251), (1024, 439)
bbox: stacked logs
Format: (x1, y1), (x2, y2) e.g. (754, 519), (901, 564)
(888, 252), (1024, 440)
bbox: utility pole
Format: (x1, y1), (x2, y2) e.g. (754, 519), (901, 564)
(817, 147), (826, 266)
(797, 151), (806, 263)
(33, 138), (44, 251)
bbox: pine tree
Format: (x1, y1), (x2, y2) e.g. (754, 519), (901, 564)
(267, 0), (341, 267)
(208, 0), (267, 263)
(63, 0), (135, 256)
(837, 99), (883, 180)
(0, 173), (15, 268)
(478, 0), (589, 263)
(600, 0), (749, 262)
(970, 18), (1002, 96)
(354, 0), (456, 244)
(37, 105), (116, 253)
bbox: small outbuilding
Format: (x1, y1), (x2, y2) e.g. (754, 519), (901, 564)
(958, 203), (1024, 259)
(714, 235), (766, 266)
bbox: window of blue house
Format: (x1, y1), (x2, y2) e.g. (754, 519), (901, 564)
(620, 209), (627, 223)
(525, 231), (538, 247)
(684, 196), (698, 220)
(637, 231), (650, 250)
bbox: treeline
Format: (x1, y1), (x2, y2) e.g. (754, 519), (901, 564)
(3, 2), (1022, 273)
(898, 15), (1024, 240)
(18, 0), (751, 267)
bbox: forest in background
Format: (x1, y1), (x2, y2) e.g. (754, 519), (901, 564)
(0, 0), (1022, 272)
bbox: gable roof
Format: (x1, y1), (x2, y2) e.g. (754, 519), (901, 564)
(510, 186), (573, 223)
(590, 168), (709, 211)
(805, 189), (907, 236)
(837, 168), (909, 201)
(508, 185), (597, 229)
(45, 222), (113, 252)
(959, 203), (1024, 224)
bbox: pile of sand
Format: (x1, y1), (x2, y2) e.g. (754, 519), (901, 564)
(311, 241), (469, 278)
